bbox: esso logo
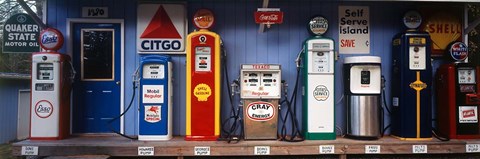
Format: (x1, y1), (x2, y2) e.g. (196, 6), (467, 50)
(449, 42), (468, 61)
(39, 28), (64, 51)
(35, 100), (53, 118)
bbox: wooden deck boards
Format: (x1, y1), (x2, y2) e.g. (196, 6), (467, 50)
(11, 135), (480, 157)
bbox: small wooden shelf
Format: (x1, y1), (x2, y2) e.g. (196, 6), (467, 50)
(11, 135), (480, 158)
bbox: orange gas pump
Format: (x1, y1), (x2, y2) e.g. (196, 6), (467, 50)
(185, 9), (221, 141)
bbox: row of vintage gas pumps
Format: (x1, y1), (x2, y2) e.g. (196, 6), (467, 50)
(29, 9), (480, 142)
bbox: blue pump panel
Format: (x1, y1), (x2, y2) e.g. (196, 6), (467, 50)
(138, 55), (172, 140)
(391, 31), (432, 139)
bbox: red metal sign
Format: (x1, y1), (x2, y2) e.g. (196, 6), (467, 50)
(254, 11), (283, 24)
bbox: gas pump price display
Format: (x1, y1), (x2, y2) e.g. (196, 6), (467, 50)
(458, 68), (476, 84)
(195, 46), (211, 72)
(311, 43), (331, 73)
(408, 37), (427, 70)
(37, 63), (54, 80)
(143, 64), (165, 79)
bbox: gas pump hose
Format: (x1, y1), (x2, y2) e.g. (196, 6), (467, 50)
(107, 81), (138, 140)
(219, 43), (243, 143)
(278, 65), (304, 142)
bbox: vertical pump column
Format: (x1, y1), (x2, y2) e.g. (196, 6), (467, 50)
(240, 64), (281, 140)
(30, 28), (72, 140)
(303, 16), (336, 140)
(138, 55), (173, 140)
(391, 11), (432, 140)
(186, 9), (221, 141)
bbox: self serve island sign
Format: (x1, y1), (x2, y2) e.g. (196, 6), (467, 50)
(137, 4), (187, 54)
(2, 13), (40, 53)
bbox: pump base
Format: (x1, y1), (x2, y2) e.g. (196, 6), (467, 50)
(185, 135), (219, 141)
(345, 134), (379, 140)
(304, 132), (336, 140)
(391, 135), (432, 141)
(138, 135), (172, 141)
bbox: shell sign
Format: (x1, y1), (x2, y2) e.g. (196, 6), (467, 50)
(421, 12), (462, 57)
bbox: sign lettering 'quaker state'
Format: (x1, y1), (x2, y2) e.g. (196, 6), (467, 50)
(3, 13), (40, 53)
(137, 4), (186, 54)
(338, 6), (370, 54)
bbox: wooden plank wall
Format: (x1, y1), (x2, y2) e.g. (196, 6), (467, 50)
(46, 0), (463, 136)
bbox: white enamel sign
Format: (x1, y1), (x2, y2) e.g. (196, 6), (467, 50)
(339, 6), (370, 54)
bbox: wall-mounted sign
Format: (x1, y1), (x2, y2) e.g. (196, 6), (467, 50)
(338, 6), (370, 54)
(82, 7), (108, 18)
(449, 42), (468, 61)
(2, 13), (40, 53)
(137, 3), (186, 54)
(421, 11), (462, 57)
(254, 8), (283, 26)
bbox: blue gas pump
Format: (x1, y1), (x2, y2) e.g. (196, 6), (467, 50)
(138, 55), (173, 140)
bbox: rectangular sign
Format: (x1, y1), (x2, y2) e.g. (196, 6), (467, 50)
(459, 106), (478, 123)
(319, 145), (335, 154)
(82, 7), (108, 18)
(3, 13), (40, 53)
(194, 146), (211, 156)
(365, 145), (381, 154)
(466, 144), (480, 153)
(138, 147), (154, 156)
(137, 3), (187, 54)
(254, 146), (270, 155)
(338, 6), (370, 54)
(254, 11), (284, 24)
(412, 145), (427, 153)
(142, 85), (164, 103)
(21, 146), (38, 155)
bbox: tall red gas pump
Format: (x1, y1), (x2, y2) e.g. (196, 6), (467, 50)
(30, 28), (73, 140)
(185, 9), (221, 141)
(436, 42), (480, 139)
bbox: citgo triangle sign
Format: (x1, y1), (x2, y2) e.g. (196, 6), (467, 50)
(137, 4), (186, 54)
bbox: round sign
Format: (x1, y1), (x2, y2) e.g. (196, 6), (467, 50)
(247, 101), (275, 121)
(403, 11), (422, 29)
(35, 100), (53, 118)
(193, 9), (215, 30)
(313, 85), (329, 101)
(449, 42), (468, 61)
(308, 16), (328, 36)
(39, 28), (64, 51)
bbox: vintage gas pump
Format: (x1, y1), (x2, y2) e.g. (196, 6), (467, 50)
(30, 28), (73, 140)
(186, 9), (222, 141)
(436, 42), (480, 139)
(138, 55), (173, 140)
(240, 64), (281, 140)
(391, 11), (432, 140)
(302, 16), (336, 140)
(344, 56), (382, 139)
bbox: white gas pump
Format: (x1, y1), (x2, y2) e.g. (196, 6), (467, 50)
(30, 28), (73, 140)
(302, 16), (336, 140)
(240, 64), (281, 140)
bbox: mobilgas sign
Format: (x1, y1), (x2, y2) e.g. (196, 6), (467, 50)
(137, 4), (186, 54)
(2, 13), (40, 53)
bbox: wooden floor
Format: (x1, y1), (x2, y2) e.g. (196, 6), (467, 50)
(11, 135), (480, 158)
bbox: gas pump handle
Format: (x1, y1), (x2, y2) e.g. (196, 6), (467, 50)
(295, 48), (304, 68)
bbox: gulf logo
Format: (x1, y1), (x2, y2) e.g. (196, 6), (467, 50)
(137, 4), (186, 53)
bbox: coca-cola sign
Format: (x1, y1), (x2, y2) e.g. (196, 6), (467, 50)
(254, 11), (283, 24)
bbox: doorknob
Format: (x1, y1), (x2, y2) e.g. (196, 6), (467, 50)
(116, 81), (120, 85)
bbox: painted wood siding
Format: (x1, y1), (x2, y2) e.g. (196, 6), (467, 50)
(47, 0), (463, 136)
(0, 79), (29, 143)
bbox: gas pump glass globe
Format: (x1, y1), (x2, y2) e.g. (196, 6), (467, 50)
(403, 11), (422, 29)
(308, 16), (328, 36)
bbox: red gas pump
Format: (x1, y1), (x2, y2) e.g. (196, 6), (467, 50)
(436, 42), (480, 139)
(185, 9), (221, 141)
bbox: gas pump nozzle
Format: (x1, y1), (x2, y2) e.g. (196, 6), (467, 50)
(295, 48), (304, 68)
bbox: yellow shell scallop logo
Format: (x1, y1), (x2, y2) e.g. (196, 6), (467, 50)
(194, 83), (211, 101)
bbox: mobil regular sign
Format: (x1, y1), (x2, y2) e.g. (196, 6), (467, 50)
(3, 13), (40, 53)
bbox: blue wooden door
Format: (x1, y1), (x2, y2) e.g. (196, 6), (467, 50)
(72, 23), (121, 133)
